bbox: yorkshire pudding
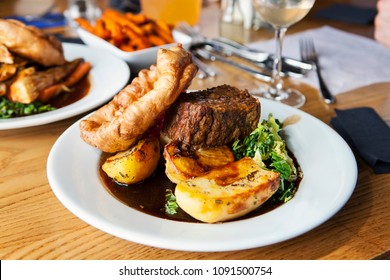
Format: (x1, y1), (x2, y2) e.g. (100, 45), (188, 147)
(0, 19), (66, 66)
(79, 44), (197, 153)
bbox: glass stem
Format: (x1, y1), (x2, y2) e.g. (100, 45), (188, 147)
(270, 27), (287, 96)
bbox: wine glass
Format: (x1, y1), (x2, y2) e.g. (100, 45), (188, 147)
(252, 0), (315, 108)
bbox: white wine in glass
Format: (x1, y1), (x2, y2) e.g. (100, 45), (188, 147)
(252, 0), (315, 108)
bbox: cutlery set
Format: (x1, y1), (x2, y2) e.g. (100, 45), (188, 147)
(191, 53), (218, 79)
(191, 38), (313, 78)
(193, 47), (272, 82)
(177, 23), (335, 104)
(177, 23), (312, 78)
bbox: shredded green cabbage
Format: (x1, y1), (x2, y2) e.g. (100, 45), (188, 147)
(232, 114), (299, 202)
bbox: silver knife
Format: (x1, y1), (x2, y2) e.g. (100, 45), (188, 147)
(193, 48), (272, 83)
(192, 40), (312, 77)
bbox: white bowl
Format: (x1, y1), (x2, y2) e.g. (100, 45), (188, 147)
(77, 28), (192, 72)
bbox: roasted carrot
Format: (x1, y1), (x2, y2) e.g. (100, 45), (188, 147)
(119, 44), (136, 52)
(76, 10), (175, 52)
(94, 19), (110, 39)
(141, 22), (154, 35)
(125, 13), (148, 25)
(101, 16), (124, 42)
(148, 34), (166, 46)
(122, 26), (151, 49)
(154, 20), (172, 35)
(38, 62), (91, 102)
(153, 20), (174, 43)
(103, 9), (143, 35)
(74, 18), (95, 34)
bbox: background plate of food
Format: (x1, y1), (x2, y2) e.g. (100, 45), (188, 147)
(0, 43), (130, 130)
(76, 9), (192, 72)
(47, 97), (357, 252)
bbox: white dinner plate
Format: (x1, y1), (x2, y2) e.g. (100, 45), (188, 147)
(47, 98), (357, 252)
(77, 28), (192, 71)
(0, 43), (130, 130)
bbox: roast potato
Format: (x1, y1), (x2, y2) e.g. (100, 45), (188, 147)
(102, 138), (160, 184)
(163, 141), (235, 184)
(175, 157), (280, 223)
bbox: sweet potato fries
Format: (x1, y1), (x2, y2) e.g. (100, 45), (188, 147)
(76, 9), (175, 52)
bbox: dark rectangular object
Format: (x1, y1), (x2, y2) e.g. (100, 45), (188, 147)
(315, 4), (377, 25)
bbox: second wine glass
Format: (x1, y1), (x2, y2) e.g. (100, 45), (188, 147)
(252, 0), (315, 108)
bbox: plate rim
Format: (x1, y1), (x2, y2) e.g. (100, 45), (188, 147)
(47, 97), (358, 252)
(77, 27), (192, 60)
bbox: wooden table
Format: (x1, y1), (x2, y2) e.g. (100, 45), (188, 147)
(1, 0), (389, 260)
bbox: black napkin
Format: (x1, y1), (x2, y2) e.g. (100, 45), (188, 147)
(331, 107), (390, 174)
(315, 4), (377, 25)
(57, 36), (84, 45)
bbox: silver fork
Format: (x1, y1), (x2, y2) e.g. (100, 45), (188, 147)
(192, 54), (218, 79)
(300, 38), (335, 104)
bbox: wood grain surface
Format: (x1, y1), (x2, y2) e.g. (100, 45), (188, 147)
(1, 0), (389, 260)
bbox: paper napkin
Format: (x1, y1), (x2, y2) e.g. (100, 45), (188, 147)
(249, 26), (390, 96)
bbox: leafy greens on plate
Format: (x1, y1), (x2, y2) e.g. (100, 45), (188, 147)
(232, 114), (300, 203)
(0, 96), (56, 119)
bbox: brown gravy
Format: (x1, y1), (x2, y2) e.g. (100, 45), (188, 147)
(47, 75), (91, 108)
(99, 152), (302, 224)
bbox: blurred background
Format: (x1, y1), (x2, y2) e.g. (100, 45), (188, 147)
(0, 0), (378, 42)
